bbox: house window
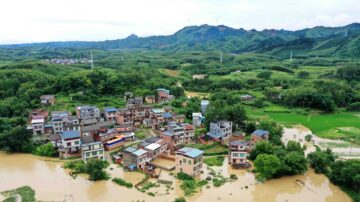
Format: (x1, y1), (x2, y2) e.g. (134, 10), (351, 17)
(75, 141), (79, 145)
(86, 152), (90, 157)
(99, 150), (103, 154)
(92, 151), (97, 156)
(188, 160), (192, 165)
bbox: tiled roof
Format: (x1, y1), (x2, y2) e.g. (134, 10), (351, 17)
(124, 147), (137, 153)
(133, 149), (148, 156)
(230, 140), (249, 147)
(61, 130), (80, 139)
(163, 112), (173, 118)
(252, 129), (269, 137)
(177, 147), (203, 158)
(104, 107), (117, 113)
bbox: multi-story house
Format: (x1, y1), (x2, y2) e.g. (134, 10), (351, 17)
(161, 122), (195, 151)
(145, 95), (156, 104)
(250, 129), (269, 147)
(175, 147), (204, 176)
(30, 115), (45, 135)
(40, 95), (55, 105)
(207, 121), (233, 141)
(50, 111), (80, 134)
(59, 130), (81, 158)
(192, 112), (203, 127)
(123, 147), (149, 170)
(76, 106), (100, 121)
(104, 107), (117, 122)
(151, 108), (164, 130)
(139, 137), (168, 160)
(157, 88), (174, 103)
(228, 140), (250, 168)
(116, 108), (133, 126)
(81, 136), (105, 162)
(200, 100), (209, 114)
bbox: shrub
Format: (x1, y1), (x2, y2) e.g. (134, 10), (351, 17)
(33, 142), (58, 157)
(112, 178), (133, 188)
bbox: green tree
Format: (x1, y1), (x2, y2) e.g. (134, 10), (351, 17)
(257, 71), (272, 80)
(34, 142), (58, 157)
(307, 149), (335, 174)
(258, 121), (283, 145)
(297, 71), (310, 78)
(85, 159), (109, 181)
(286, 140), (305, 154)
(254, 154), (282, 181)
(249, 141), (274, 160)
(282, 152), (308, 175)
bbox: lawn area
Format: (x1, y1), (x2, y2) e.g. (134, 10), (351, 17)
(1, 186), (36, 202)
(185, 91), (210, 99)
(204, 156), (225, 166)
(317, 127), (360, 144)
(135, 129), (153, 140)
(246, 104), (360, 144)
(160, 69), (180, 77)
(185, 143), (228, 156)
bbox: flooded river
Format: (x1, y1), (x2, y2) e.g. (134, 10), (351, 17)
(0, 153), (351, 202)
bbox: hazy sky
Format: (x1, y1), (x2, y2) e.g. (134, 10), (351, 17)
(0, 0), (359, 44)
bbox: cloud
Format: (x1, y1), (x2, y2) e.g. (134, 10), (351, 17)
(0, 0), (359, 44)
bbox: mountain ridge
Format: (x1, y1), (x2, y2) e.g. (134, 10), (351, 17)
(1, 23), (360, 58)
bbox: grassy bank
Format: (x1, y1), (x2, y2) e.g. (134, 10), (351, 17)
(1, 186), (36, 202)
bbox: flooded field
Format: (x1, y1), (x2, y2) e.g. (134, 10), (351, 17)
(0, 153), (351, 202)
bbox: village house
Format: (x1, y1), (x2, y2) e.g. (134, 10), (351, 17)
(139, 137), (169, 159)
(40, 95), (55, 105)
(59, 130), (81, 158)
(145, 95), (156, 104)
(123, 147), (149, 170)
(151, 108), (164, 130)
(82, 121), (115, 140)
(29, 109), (49, 120)
(127, 97), (152, 126)
(175, 147), (204, 176)
(207, 121), (233, 141)
(161, 122), (195, 151)
(80, 136), (105, 162)
(250, 129), (269, 147)
(192, 74), (206, 80)
(192, 112), (203, 127)
(124, 92), (134, 100)
(50, 111), (80, 134)
(116, 108), (133, 126)
(174, 114), (185, 123)
(143, 118), (152, 128)
(201, 100), (209, 114)
(228, 140), (250, 169)
(49, 133), (62, 147)
(157, 88), (174, 103)
(240, 94), (254, 102)
(103, 107), (117, 122)
(115, 125), (135, 140)
(30, 114), (45, 135)
(76, 106), (100, 122)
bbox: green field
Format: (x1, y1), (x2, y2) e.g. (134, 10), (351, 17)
(246, 104), (360, 144)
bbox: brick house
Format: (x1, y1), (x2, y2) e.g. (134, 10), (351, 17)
(103, 107), (117, 122)
(123, 147), (149, 170)
(59, 130), (81, 158)
(157, 88), (174, 103)
(175, 147), (203, 176)
(40, 95), (55, 105)
(228, 140), (250, 169)
(161, 122), (195, 151)
(207, 121), (233, 141)
(76, 106), (100, 122)
(250, 129), (269, 147)
(81, 136), (105, 162)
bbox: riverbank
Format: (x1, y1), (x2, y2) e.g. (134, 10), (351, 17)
(0, 152), (351, 202)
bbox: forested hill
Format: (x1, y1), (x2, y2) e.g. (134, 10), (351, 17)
(1, 23), (360, 58)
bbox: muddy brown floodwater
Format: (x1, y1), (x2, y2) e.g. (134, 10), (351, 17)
(0, 153), (352, 202)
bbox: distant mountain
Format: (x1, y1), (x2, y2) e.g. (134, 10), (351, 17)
(2, 23), (360, 58)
